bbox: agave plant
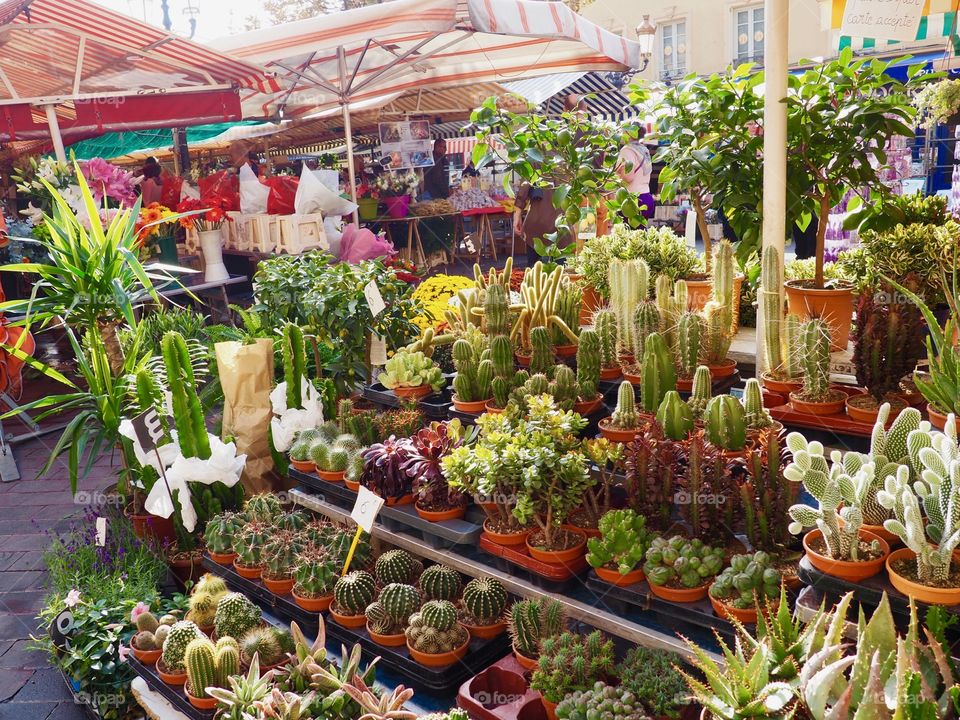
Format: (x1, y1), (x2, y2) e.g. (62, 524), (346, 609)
(206, 656), (275, 720)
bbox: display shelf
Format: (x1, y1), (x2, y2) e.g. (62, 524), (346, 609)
(362, 382), (453, 419)
(478, 534), (589, 592)
(128, 656), (213, 720)
(289, 488), (719, 662)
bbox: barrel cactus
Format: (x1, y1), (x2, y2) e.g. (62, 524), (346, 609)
(462, 577), (508, 626)
(406, 600), (468, 654)
(375, 549), (422, 585)
(214, 593), (262, 641)
(204, 511), (244, 555)
(293, 548), (337, 599)
(239, 626), (284, 666)
(161, 620), (204, 673)
(418, 564), (463, 602)
(333, 570), (377, 616)
(375, 583), (421, 634)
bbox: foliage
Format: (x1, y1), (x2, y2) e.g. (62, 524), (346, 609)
(585, 509), (653, 575)
(913, 78), (960, 128)
(530, 630), (616, 704)
(617, 646), (689, 719)
(379, 349), (444, 391)
(361, 437), (413, 502)
(851, 190), (951, 234)
(555, 682), (650, 720)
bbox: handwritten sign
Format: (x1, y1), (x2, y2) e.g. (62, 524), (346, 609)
(351, 485), (386, 533)
(130, 407), (169, 453)
(363, 280), (386, 317)
(840, 0), (925, 42)
(369, 335), (387, 366)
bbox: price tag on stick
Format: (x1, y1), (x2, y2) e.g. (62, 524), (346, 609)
(363, 280), (386, 317)
(342, 486), (385, 575)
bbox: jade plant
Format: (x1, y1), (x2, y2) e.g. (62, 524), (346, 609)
(508, 597), (567, 660)
(530, 631), (616, 705)
(461, 577), (508, 628)
(656, 390), (694, 441)
(379, 349), (444, 392)
(643, 536), (724, 590)
(405, 600), (468, 654)
(703, 395), (747, 452)
(709, 551), (782, 610)
(451, 331), (493, 404)
(586, 509), (654, 577)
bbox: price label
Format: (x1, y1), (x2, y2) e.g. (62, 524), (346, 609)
(351, 485), (385, 533)
(369, 335), (387, 365)
(363, 280), (386, 317)
(95, 517), (107, 547)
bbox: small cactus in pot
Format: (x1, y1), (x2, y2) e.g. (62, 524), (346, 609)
(406, 599), (469, 658)
(332, 570), (377, 619)
(640, 332), (676, 414)
(161, 620), (204, 675)
(461, 577), (508, 628)
(656, 390), (694, 441)
(232, 521), (270, 572)
(452, 333), (493, 407)
(686, 365), (712, 420)
(375, 549), (422, 585)
(704, 395), (748, 453)
(213, 593), (262, 641)
(292, 548), (337, 603)
(368, 583), (421, 636)
(418, 564), (463, 602)
(593, 309), (619, 372)
(204, 512), (244, 559)
(743, 378), (775, 431)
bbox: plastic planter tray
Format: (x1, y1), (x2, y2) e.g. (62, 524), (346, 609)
(290, 467), (485, 548)
(478, 534), (589, 593)
(584, 571), (740, 643)
(361, 382), (453, 419)
(324, 612), (512, 694)
(767, 387), (891, 440)
(128, 655), (213, 720)
(457, 654), (546, 720)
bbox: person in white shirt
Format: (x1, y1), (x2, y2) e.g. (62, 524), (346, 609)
(616, 127), (655, 220)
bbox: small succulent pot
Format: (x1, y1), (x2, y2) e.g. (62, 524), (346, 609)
(330, 605), (367, 628)
(622, 366), (643, 385)
(262, 574), (295, 596)
(462, 618), (507, 640)
(292, 589), (334, 612)
(845, 393), (906, 424)
(594, 565), (644, 587)
(392, 384), (432, 399)
(156, 659), (187, 685)
(789, 390), (847, 416)
(541, 696), (559, 720)
(599, 366), (622, 381)
(597, 417), (640, 443)
(482, 519), (530, 547)
(131, 643), (161, 665)
(185, 682), (217, 710)
(233, 561), (263, 580)
(526, 528), (586, 564)
(515, 352), (532, 367)
(386, 493), (414, 507)
(927, 404), (957, 432)
(415, 503), (466, 522)
(483, 401), (505, 415)
(573, 394), (604, 416)
(554, 344), (578, 358)
(512, 642), (538, 671)
(760, 372), (803, 396)
(647, 580), (711, 603)
(407, 628), (470, 667)
(289, 459), (316, 473)
(316, 469), (346, 483)
(802, 528), (889, 582)
(676, 376), (694, 393)
(708, 592), (772, 624)
(706, 359), (737, 379)
(886, 547), (960, 605)
(452, 396), (491, 414)
(208, 550), (237, 566)
(344, 478), (360, 491)
(367, 623), (406, 647)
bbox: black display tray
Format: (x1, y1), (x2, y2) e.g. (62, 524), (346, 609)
(361, 382), (452, 418)
(128, 655), (213, 720)
(290, 468), (485, 548)
(600, 371), (742, 406)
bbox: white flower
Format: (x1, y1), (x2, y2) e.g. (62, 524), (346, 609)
(270, 377), (325, 452)
(64, 589), (81, 607)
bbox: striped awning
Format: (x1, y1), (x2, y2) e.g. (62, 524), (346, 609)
(831, 0), (960, 53)
(211, 0), (641, 120)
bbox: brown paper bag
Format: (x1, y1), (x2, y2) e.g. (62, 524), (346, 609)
(215, 339), (285, 494)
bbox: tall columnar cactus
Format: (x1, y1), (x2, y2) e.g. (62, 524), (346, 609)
(553, 283), (583, 346)
(162, 331), (210, 460)
(640, 333), (676, 414)
(710, 240), (736, 334)
(333, 571), (377, 615)
(609, 259), (649, 356)
(759, 245), (785, 375)
(687, 366), (712, 419)
(594, 309), (619, 369)
(185, 638), (216, 698)
(798, 319), (832, 402)
(655, 275), (685, 354)
(704, 396), (747, 451)
(419, 565), (463, 602)
(576, 329), (601, 401)
(656, 391), (694, 441)
(783, 314), (804, 380)
(550, 365), (579, 411)
(700, 302), (733, 366)
(610, 381), (639, 430)
(282, 322), (307, 410)
(676, 312), (703, 378)
(214, 640), (239, 687)
(529, 326), (554, 377)
(485, 283), (510, 336)
(462, 577), (508, 625)
(452, 338), (493, 403)
(632, 302), (662, 361)
(508, 598), (567, 658)
(743, 378), (774, 430)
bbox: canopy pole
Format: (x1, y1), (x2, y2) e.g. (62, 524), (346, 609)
(44, 105), (67, 164)
(338, 45), (360, 226)
(759, 0), (789, 374)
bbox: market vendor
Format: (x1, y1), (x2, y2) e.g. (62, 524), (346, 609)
(136, 157), (163, 206)
(617, 127), (655, 220)
(421, 139), (450, 199)
(514, 183), (565, 265)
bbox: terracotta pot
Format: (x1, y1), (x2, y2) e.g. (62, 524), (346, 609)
(676, 377), (693, 392)
(684, 276), (713, 312)
(619, 353), (636, 365)
(407, 629), (470, 667)
(263, 575), (294, 595)
(554, 344), (578, 358)
(861, 522), (900, 547)
(290, 459), (316, 473)
(513, 643), (538, 671)
(198, 625), (214, 637)
(125, 506), (175, 546)
(330, 606), (367, 628)
(789, 391), (847, 417)
(292, 589), (334, 612)
(785, 281), (855, 351)
(599, 366), (622, 381)
(415, 503), (466, 522)
(483, 519), (530, 546)
(393, 384), (432, 399)
(344, 479), (360, 491)
(622, 368), (643, 385)
(541, 696), (559, 720)
(648, 580), (711, 603)
(709, 592), (763, 624)
(208, 550), (237, 566)
(386, 493), (414, 507)
(233, 561), (263, 580)
(573, 394), (603, 416)
(169, 554), (204, 586)
(845, 394), (906, 424)
(515, 353), (531, 367)
(579, 282), (605, 326)
(462, 619), (507, 640)
(186, 683), (217, 710)
(598, 417), (639, 443)
(760, 372), (803, 396)
(131, 644), (162, 665)
(886, 547), (960, 605)
(707, 359), (737, 380)
(803, 528), (889, 582)
(595, 565), (644, 586)
(452, 396), (491, 414)
(928, 404), (957, 432)
(484, 401), (505, 415)
(367, 623), (406, 647)
(157, 660), (187, 685)
(317, 469), (346, 483)
(526, 528), (587, 564)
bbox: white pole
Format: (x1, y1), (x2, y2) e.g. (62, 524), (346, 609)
(338, 46), (360, 226)
(759, 0), (789, 373)
(44, 104), (67, 164)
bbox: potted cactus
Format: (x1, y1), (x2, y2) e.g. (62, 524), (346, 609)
(288, 434), (317, 473)
(157, 619), (205, 685)
(530, 631), (616, 720)
(213, 592), (262, 642)
(183, 636), (239, 710)
(703, 395), (749, 457)
(508, 597), (567, 670)
(310, 425), (362, 483)
(451, 333), (494, 413)
(186, 574), (229, 633)
(239, 626), (291, 671)
(261, 531), (300, 596)
(608, 258), (649, 365)
(622, 302), (662, 384)
(743, 377), (782, 441)
(405, 599), (471, 667)
(375, 548), (423, 585)
(366, 582), (421, 647)
(204, 511), (244, 565)
(586, 509), (654, 586)
(130, 611), (169, 665)
(573, 328), (604, 415)
(513, 263), (580, 360)
(642, 536), (724, 603)
(758, 247), (804, 395)
(655, 390), (694, 441)
(790, 319), (847, 416)
(708, 551), (782, 624)
(486, 334), (525, 414)
(785, 432), (891, 581)
(674, 312), (703, 391)
(403, 422), (469, 522)
(378, 348), (445, 399)
(418, 564), (463, 602)
(593, 309), (622, 380)
(232, 521), (270, 580)
(686, 365), (712, 422)
(599, 381), (645, 443)
(459, 577), (508, 639)
(330, 570), (377, 628)
(699, 241), (739, 379)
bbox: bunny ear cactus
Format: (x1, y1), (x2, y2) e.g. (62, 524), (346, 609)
(593, 309), (619, 370)
(687, 365), (712, 419)
(163, 331), (211, 460)
(282, 323), (307, 410)
(656, 391), (694, 441)
(640, 333), (676, 414)
(608, 259), (649, 357)
(576, 329), (601, 401)
(904, 420), (960, 547)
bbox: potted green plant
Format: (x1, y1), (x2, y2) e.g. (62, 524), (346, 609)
(703, 395), (749, 458)
(291, 547), (338, 612)
(451, 333), (494, 413)
(573, 328), (603, 414)
(599, 382), (645, 444)
(616, 646), (689, 720)
(183, 636), (239, 710)
(789, 319), (847, 416)
(555, 682), (650, 720)
(360, 437), (414, 505)
(656, 391), (695, 441)
(405, 599), (470, 668)
(530, 631), (616, 720)
(232, 521), (271, 580)
(365, 582), (421, 647)
(204, 511), (244, 565)
(378, 348), (444, 399)
(586, 509), (653, 586)
(642, 536), (724, 603)
(513, 264), (580, 361)
(261, 531), (301, 596)
(239, 626), (292, 672)
(309, 425), (362, 483)
(185, 574), (228, 633)
(758, 247), (804, 395)
(708, 551), (781, 624)
(507, 597), (567, 670)
(403, 421), (468, 522)
(158, 620), (205, 685)
(330, 570), (377, 628)
(459, 576), (508, 640)
(592, 309), (621, 381)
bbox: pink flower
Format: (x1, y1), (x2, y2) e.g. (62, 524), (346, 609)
(118, 644), (130, 663)
(64, 589), (81, 607)
(130, 602), (150, 623)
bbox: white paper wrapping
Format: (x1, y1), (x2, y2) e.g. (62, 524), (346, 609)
(269, 376), (325, 452)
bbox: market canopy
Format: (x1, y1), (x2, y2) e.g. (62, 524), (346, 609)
(0, 0), (280, 146)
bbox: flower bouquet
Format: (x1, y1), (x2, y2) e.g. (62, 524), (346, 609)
(177, 197), (233, 281)
(374, 171), (419, 218)
(385, 256), (424, 284)
(136, 203), (180, 264)
(357, 183), (381, 220)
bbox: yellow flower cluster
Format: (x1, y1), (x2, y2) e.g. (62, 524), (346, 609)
(411, 273), (475, 331)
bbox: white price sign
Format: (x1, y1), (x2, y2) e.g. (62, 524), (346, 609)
(351, 485), (386, 533)
(364, 280), (386, 317)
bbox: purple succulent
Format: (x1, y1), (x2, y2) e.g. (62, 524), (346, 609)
(402, 423), (465, 511)
(360, 436), (413, 501)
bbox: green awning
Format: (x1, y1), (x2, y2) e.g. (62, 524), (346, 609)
(65, 121), (264, 160)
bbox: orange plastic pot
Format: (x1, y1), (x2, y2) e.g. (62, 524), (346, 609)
(803, 528), (889, 582)
(330, 607), (367, 628)
(707, 359), (737, 380)
(483, 520), (530, 547)
(290, 459), (316, 473)
(595, 565), (644, 586)
(541, 696), (559, 720)
(157, 660), (187, 686)
(599, 366), (622, 381)
(233, 562), (263, 580)
(263, 575), (294, 595)
(886, 547), (960, 605)
(928, 405), (957, 432)
(407, 630), (469, 667)
(573, 394), (603, 416)
(598, 417), (639, 443)
(513, 643), (538, 671)
(622, 368), (642, 385)
(452, 397), (491, 414)
(709, 593), (764, 624)
(462, 619), (506, 640)
(789, 391), (847, 416)
(483, 401), (505, 414)
(415, 503), (466, 522)
(860, 522), (901, 547)
(676, 377), (693, 393)
(648, 580), (711, 603)
(132, 645), (161, 665)
(186, 683), (217, 710)
(386, 493), (414, 507)
(785, 281), (854, 351)
(208, 550), (237, 566)
(344, 479), (360, 491)
(317, 469), (346, 483)
(684, 277), (712, 312)
(515, 353), (531, 367)
(393, 384), (432, 399)
(554, 344), (578, 358)
(367, 624), (406, 647)
(292, 589), (333, 612)
(760, 372), (802, 396)
(845, 395), (881, 424)
(526, 528), (586, 564)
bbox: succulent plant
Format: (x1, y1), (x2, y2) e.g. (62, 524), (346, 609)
(686, 365), (712, 419)
(281, 322), (307, 410)
(405, 599), (468, 654)
(624, 424), (680, 531)
(655, 390), (693, 440)
(204, 512), (245, 554)
(330, 571), (377, 619)
(586, 509), (654, 576)
(461, 577), (508, 626)
(530, 631), (616, 704)
(680, 433), (738, 540)
(263, 531), (301, 580)
(361, 438), (414, 502)
(632, 301), (662, 361)
(609, 258), (649, 356)
(375, 549), (422, 585)
(639, 332), (676, 414)
(704, 395), (747, 451)
(616, 646), (688, 719)
(643, 536), (724, 589)
(206, 656), (275, 720)
(403, 422), (467, 512)
(743, 378), (774, 430)
(244, 493), (283, 523)
(186, 581), (226, 629)
(370, 583), (421, 634)
(135, 611), (159, 634)
(133, 630), (159, 650)
(161, 620), (204, 673)
(529, 326), (554, 377)
(508, 598), (567, 659)
(232, 521), (271, 568)
(418, 564), (462, 602)
(552, 282), (582, 347)
(741, 431), (796, 552)
(214, 637), (240, 687)
(609, 381), (640, 431)
(293, 548), (337, 599)
(576, 329), (601, 401)
(451, 333), (493, 403)
(289, 439), (313, 463)
(309, 431), (363, 474)
(758, 245), (787, 378)
(239, 626), (285, 666)
(709, 551), (782, 609)
(676, 311), (703, 378)
(379, 349), (444, 392)
(184, 637), (217, 698)
(214, 593), (262, 641)
(555, 682), (650, 720)
(593, 308), (619, 370)
(796, 318), (833, 402)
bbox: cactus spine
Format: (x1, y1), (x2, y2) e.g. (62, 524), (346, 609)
(609, 259), (649, 356)
(462, 577), (508, 624)
(799, 319), (832, 402)
(550, 365), (579, 411)
(743, 378), (773, 429)
(282, 322), (307, 410)
(553, 283), (582, 346)
(687, 365), (712, 419)
(162, 331), (210, 460)
(632, 302), (662, 361)
(375, 549), (421, 585)
(610, 381), (639, 430)
(640, 333), (676, 414)
(378, 583), (422, 631)
(759, 245), (784, 375)
(594, 309), (619, 369)
(676, 312), (703, 378)
(576, 329), (601, 401)
(529, 326), (554, 377)
(655, 276), (686, 356)
(704, 395), (747, 451)
(185, 638), (216, 698)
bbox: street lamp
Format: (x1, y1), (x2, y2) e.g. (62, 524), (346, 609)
(636, 15), (656, 72)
